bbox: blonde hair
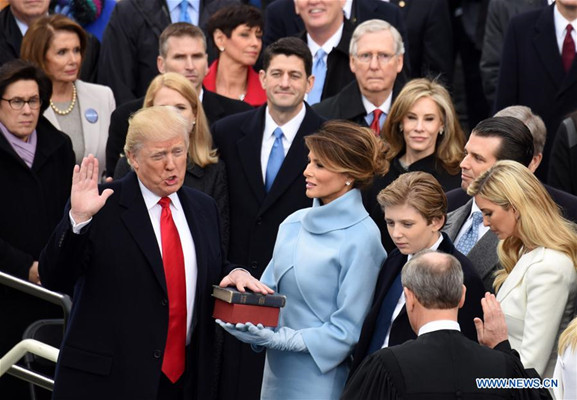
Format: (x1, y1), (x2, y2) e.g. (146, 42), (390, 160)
(377, 171), (447, 225)
(124, 106), (190, 156)
(558, 317), (577, 355)
(467, 160), (577, 291)
(382, 78), (464, 175)
(304, 120), (389, 189)
(144, 72), (217, 167)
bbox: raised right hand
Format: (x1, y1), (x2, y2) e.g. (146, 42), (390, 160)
(70, 155), (114, 223)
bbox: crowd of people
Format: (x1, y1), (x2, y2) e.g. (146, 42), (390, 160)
(0, 0), (576, 399)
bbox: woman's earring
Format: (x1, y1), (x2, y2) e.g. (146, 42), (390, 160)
(345, 181), (351, 186)
(219, 47), (225, 52)
(399, 125), (403, 133)
(439, 129), (444, 135)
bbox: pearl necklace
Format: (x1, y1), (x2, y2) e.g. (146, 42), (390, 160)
(50, 83), (77, 115)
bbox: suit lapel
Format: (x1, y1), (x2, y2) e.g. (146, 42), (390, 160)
(532, 5), (564, 89)
(202, 89), (225, 123)
(444, 200), (473, 240)
(120, 173), (167, 294)
(75, 81), (101, 160)
(259, 107), (313, 214)
(467, 230), (499, 281)
(496, 248), (543, 301)
(237, 107), (267, 203)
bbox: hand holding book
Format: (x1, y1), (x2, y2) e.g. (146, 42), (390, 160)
(216, 320), (308, 352)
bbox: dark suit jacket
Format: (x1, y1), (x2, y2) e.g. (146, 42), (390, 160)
(105, 89), (251, 177)
(344, 330), (541, 400)
(391, 0), (453, 85)
(0, 5), (100, 83)
(494, 4), (577, 181)
(350, 233), (485, 374)
(548, 114), (577, 196)
(446, 185), (577, 222)
(363, 154), (461, 253)
(297, 20), (355, 102)
(39, 172), (231, 400)
(211, 104), (324, 399)
(312, 78), (404, 127)
(264, 0), (408, 54)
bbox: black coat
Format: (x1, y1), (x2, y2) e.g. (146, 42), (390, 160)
(312, 79), (404, 127)
(344, 331), (546, 400)
(548, 114), (577, 196)
(350, 233), (485, 375)
(0, 116), (75, 397)
(390, 0), (454, 85)
(363, 154), (461, 252)
(39, 172), (233, 399)
(0, 5), (100, 83)
(105, 89), (251, 177)
(494, 4), (577, 181)
(211, 104), (325, 400)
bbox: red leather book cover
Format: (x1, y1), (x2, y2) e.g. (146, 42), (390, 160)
(213, 299), (280, 327)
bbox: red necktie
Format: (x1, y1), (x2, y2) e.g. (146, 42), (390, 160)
(158, 197), (186, 383)
(562, 24), (575, 73)
(370, 109), (384, 136)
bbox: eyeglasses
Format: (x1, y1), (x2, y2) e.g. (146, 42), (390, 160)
(354, 52), (396, 65)
(1, 97), (42, 110)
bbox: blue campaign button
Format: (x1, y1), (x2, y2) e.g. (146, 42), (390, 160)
(85, 108), (98, 123)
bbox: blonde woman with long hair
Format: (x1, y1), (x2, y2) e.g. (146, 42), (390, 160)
(114, 72), (229, 249)
(468, 160), (577, 378)
(553, 318), (577, 399)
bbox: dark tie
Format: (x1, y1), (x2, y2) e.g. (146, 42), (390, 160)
(179, 0), (192, 23)
(158, 197), (186, 383)
(265, 127), (285, 192)
(562, 24), (575, 73)
(370, 109), (384, 136)
(367, 273), (403, 354)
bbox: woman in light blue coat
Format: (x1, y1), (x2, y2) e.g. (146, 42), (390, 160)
(218, 121), (389, 399)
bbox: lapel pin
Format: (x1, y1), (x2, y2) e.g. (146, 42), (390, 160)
(85, 108), (98, 124)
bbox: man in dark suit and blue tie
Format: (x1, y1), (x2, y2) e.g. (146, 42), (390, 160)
(211, 37), (325, 400)
(39, 106), (268, 400)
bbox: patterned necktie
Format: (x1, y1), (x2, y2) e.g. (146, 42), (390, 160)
(265, 127), (285, 192)
(456, 211), (484, 255)
(158, 197), (186, 383)
(370, 109), (384, 136)
(308, 48), (327, 105)
(562, 24), (575, 73)
(179, 0), (192, 23)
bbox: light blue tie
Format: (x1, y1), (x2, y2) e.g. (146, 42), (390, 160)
(456, 211), (484, 255)
(265, 128), (285, 192)
(179, 0), (192, 23)
(308, 49), (326, 105)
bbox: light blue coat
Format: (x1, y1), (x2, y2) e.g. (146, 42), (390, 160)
(259, 189), (386, 399)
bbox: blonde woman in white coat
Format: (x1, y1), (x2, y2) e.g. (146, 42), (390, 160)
(468, 160), (577, 378)
(21, 14), (115, 176)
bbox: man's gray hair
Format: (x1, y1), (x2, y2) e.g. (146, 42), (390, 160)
(349, 19), (405, 56)
(494, 105), (546, 155)
(401, 250), (463, 309)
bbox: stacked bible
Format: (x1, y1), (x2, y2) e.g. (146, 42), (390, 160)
(212, 285), (286, 327)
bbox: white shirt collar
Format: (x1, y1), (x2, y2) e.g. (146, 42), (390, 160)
(361, 92), (393, 115)
(307, 22), (344, 58)
(343, 0), (353, 19)
(554, 3), (577, 53)
(138, 178), (182, 212)
(418, 320), (461, 336)
(263, 104), (306, 143)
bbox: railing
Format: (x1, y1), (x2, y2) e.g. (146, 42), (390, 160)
(0, 271), (72, 391)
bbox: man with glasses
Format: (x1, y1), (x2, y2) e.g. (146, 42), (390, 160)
(0, 59), (75, 396)
(313, 19), (405, 135)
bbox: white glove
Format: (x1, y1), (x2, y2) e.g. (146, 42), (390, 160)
(216, 320), (307, 352)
